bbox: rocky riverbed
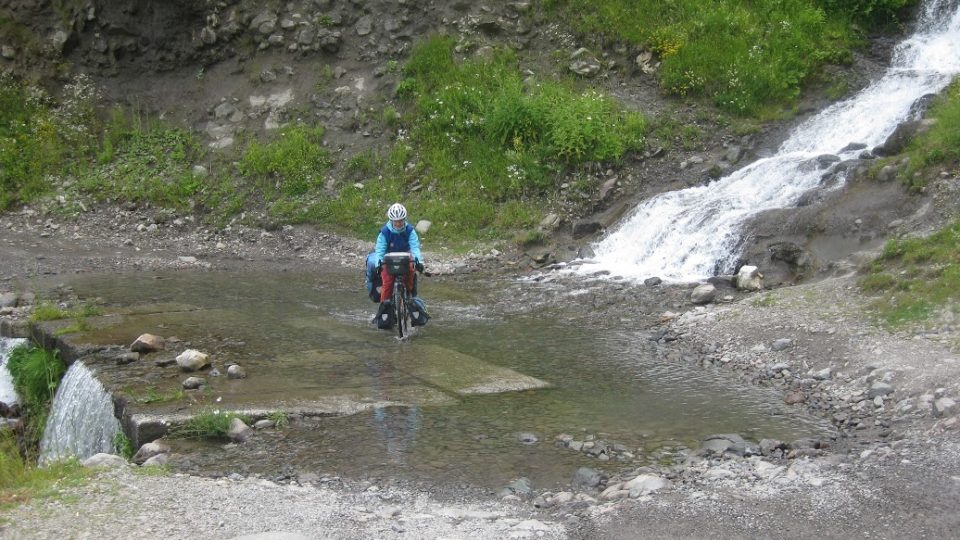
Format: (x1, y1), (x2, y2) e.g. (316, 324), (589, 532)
(2, 203), (960, 539)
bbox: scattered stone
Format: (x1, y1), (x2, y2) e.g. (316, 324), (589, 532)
(227, 364), (247, 379)
(254, 419), (276, 430)
(736, 265), (763, 291)
(227, 417), (253, 443)
(690, 284), (716, 305)
(644, 277), (662, 287)
(784, 390), (806, 405)
(624, 474), (668, 497)
(868, 382), (894, 399)
(518, 432), (539, 445)
(81, 453), (129, 469)
(415, 220), (432, 234)
(130, 334), (164, 355)
(142, 453), (169, 467)
(498, 477), (532, 498)
(571, 467), (603, 489)
(569, 59), (601, 77)
(176, 349), (210, 372)
(132, 441), (171, 465)
(182, 376), (205, 390)
(933, 397), (957, 417)
(772, 338), (793, 351)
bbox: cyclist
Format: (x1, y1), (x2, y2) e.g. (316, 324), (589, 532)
(373, 203), (424, 327)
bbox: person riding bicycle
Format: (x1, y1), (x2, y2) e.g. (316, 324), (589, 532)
(373, 203), (425, 328)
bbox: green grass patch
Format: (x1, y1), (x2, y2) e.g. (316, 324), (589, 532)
(113, 432), (134, 459)
(0, 431), (89, 510)
(167, 409), (252, 440)
(859, 220), (960, 326)
(900, 82), (960, 191)
(239, 123), (332, 198)
(542, 0), (907, 116)
(6, 345), (66, 451)
(136, 386), (186, 405)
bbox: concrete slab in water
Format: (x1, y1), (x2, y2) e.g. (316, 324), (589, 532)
(390, 344), (551, 396)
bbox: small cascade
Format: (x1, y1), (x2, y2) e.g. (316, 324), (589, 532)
(580, 0), (960, 282)
(39, 360), (121, 463)
(0, 337), (27, 406)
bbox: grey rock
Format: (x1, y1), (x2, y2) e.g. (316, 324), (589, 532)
(572, 219), (602, 238)
(933, 397), (957, 417)
(759, 438), (785, 455)
(355, 15), (373, 36)
(644, 277), (662, 287)
(141, 453), (169, 467)
(771, 338), (793, 351)
(200, 27), (217, 45)
(0, 292), (17, 308)
(133, 441), (171, 464)
(176, 349), (210, 372)
(868, 382), (895, 399)
(227, 364), (247, 379)
(690, 284), (716, 305)
(571, 467), (603, 489)
(624, 474), (668, 497)
(498, 477), (532, 497)
(182, 376), (205, 390)
(81, 453), (129, 469)
(569, 59), (601, 77)
(538, 213), (561, 231)
(1, 45), (15, 59)
(518, 432), (539, 445)
(250, 11), (278, 34)
(228, 417), (253, 443)
(130, 334), (164, 354)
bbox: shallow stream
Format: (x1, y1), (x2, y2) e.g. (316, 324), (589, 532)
(59, 269), (832, 491)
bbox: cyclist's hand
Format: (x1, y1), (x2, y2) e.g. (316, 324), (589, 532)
(415, 260), (424, 272)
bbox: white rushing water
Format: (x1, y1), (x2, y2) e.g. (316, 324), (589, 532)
(39, 360), (120, 463)
(0, 337), (27, 405)
(581, 0), (960, 282)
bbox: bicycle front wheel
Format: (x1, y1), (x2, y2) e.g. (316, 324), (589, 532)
(393, 285), (409, 338)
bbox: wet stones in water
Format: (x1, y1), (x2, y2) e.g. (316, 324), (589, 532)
(182, 376), (205, 390)
(572, 467), (604, 489)
(130, 333), (165, 355)
(227, 364), (247, 379)
(698, 434), (759, 458)
(133, 440), (171, 465)
(176, 349), (210, 372)
(228, 417), (253, 443)
(557, 433), (637, 462)
(517, 432), (539, 445)
(498, 477), (533, 498)
(644, 277), (662, 287)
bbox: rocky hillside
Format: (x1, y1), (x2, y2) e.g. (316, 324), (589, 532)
(1, 0), (952, 283)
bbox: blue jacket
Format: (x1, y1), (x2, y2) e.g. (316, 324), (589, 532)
(374, 221), (422, 264)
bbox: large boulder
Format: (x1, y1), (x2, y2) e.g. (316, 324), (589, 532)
(228, 417), (253, 443)
(132, 441), (170, 464)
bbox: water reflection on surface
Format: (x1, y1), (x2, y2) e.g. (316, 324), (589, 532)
(65, 270), (832, 489)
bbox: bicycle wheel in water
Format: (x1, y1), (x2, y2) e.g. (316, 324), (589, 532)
(393, 284), (409, 338)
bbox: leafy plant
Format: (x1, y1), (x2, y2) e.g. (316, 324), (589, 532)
(113, 432), (134, 459)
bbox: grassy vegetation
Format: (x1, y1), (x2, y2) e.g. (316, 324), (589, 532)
(859, 220), (960, 326)
(0, 431), (89, 511)
(544, 0), (915, 117)
(5, 345), (66, 451)
(29, 302), (103, 336)
(899, 82), (960, 191)
(136, 386), (186, 405)
(167, 409), (251, 440)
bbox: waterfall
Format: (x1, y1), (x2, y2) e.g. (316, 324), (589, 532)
(0, 337), (27, 406)
(581, 0), (960, 282)
(39, 360), (121, 464)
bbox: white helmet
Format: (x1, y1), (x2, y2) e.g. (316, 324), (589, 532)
(386, 203), (407, 221)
